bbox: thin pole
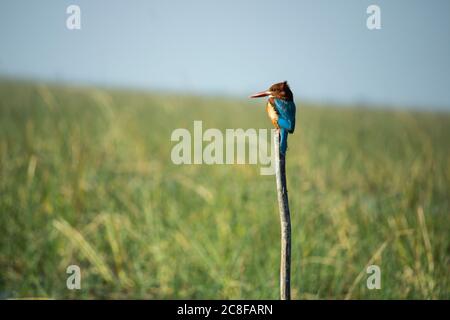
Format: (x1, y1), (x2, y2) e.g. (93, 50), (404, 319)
(274, 129), (292, 300)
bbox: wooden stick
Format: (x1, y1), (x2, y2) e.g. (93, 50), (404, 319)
(274, 129), (292, 300)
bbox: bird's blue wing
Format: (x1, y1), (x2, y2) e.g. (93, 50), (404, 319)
(274, 99), (296, 133)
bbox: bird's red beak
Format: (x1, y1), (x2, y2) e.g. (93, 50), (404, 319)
(249, 91), (271, 98)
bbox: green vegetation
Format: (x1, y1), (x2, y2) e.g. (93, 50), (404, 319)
(0, 81), (448, 299)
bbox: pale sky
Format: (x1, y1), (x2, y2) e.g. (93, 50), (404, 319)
(1, 0), (449, 109)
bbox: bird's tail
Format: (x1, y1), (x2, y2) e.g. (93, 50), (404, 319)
(280, 128), (288, 155)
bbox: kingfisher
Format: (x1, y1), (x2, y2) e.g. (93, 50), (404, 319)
(250, 81), (296, 154)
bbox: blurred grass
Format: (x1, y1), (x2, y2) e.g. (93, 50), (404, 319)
(0, 80), (448, 299)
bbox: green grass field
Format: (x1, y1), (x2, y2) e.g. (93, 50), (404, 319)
(0, 80), (449, 299)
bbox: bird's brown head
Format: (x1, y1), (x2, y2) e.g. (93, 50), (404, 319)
(249, 81), (294, 101)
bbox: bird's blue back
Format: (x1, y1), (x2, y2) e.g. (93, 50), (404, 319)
(273, 99), (296, 133)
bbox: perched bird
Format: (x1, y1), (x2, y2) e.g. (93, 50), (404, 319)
(250, 81), (296, 154)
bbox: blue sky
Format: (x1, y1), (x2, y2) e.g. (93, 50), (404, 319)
(1, 0), (449, 109)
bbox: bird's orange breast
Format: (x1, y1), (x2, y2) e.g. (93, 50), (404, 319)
(266, 100), (279, 128)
